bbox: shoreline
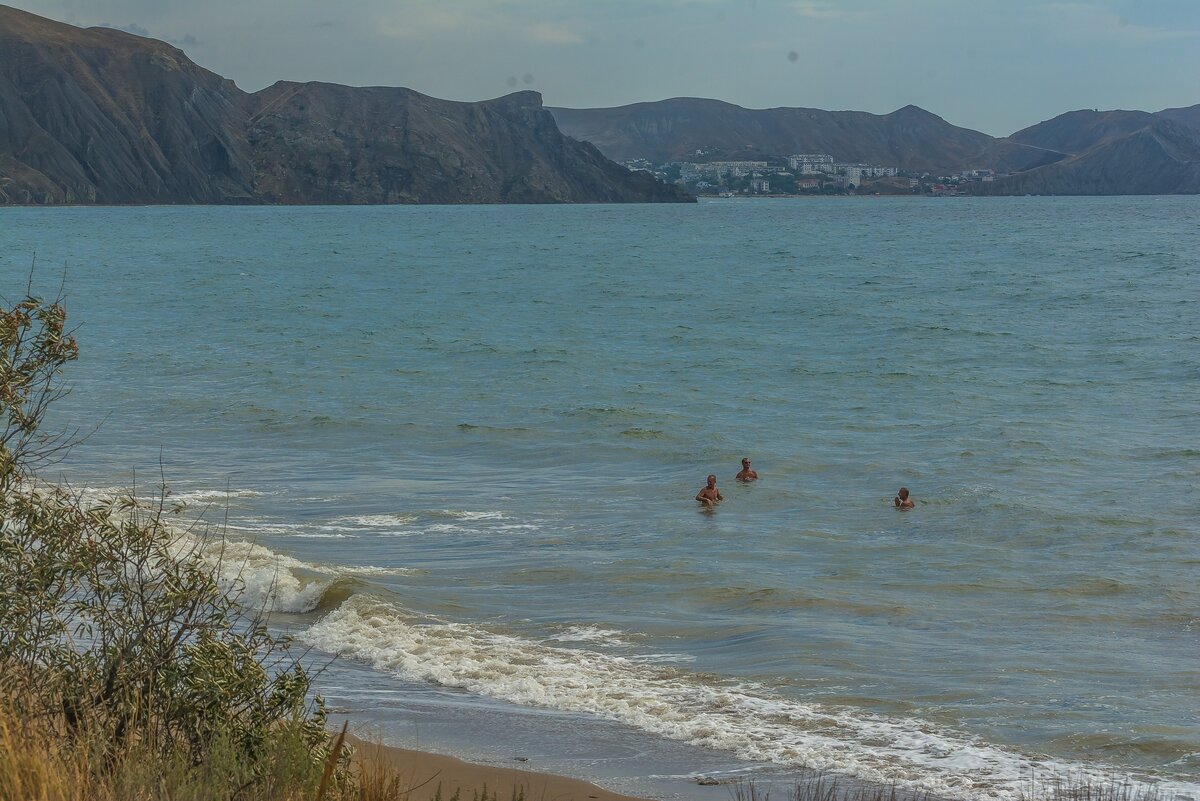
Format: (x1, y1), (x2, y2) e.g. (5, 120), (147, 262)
(349, 735), (653, 801)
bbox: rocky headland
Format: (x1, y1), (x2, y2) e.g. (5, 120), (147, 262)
(0, 5), (692, 205)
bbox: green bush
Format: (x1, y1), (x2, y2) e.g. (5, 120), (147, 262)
(0, 287), (333, 791)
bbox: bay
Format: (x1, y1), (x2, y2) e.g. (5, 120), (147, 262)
(2, 197), (1197, 800)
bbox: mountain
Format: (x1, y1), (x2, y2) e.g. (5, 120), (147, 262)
(1008, 109), (1160, 155)
(977, 119), (1200, 196)
(1156, 103), (1200, 132)
(246, 83), (684, 204)
(0, 4), (253, 204)
(549, 98), (1064, 174)
(0, 5), (690, 205)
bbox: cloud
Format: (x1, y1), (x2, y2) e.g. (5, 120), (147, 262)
(524, 21), (586, 45)
(790, 1), (870, 21)
(99, 21), (151, 37)
(1039, 2), (1200, 45)
(375, 5), (584, 46)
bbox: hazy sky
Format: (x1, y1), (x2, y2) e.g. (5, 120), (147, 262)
(12, 0), (1200, 136)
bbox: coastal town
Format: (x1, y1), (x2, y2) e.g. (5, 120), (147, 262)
(624, 152), (998, 196)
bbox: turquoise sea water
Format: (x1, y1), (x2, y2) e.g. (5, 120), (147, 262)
(2, 198), (1197, 800)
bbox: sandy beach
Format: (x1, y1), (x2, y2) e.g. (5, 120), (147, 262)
(350, 736), (652, 801)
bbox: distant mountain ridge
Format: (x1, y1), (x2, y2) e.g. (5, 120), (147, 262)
(549, 99), (1067, 174)
(0, 5), (691, 204)
(4, 5), (1199, 201)
(980, 115), (1200, 196)
(551, 100), (1200, 195)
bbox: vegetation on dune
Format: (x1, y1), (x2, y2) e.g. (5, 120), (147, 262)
(0, 287), (406, 799)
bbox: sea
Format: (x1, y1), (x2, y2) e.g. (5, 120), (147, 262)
(2, 197), (1197, 801)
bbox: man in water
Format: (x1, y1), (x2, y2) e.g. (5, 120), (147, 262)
(894, 487), (915, 509)
(696, 474), (723, 507)
(735, 458), (758, 482)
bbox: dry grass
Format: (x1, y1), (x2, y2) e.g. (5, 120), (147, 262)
(0, 694), (434, 801)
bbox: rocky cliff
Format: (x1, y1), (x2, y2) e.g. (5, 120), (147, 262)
(0, 5), (691, 205)
(247, 83), (686, 204)
(0, 5), (253, 204)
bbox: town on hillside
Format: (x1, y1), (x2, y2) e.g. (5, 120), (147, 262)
(624, 152), (996, 197)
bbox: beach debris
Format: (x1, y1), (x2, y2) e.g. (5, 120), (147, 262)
(697, 777), (720, 786)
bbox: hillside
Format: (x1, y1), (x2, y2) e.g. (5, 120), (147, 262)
(0, 5), (690, 205)
(1156, 103), (1200, 132)
(0, 4), (253, 203)
(247, 83), (684, 204)
(1008, 109), (1161, 155)
(549, 98), (1064, 173)
(977, 119), (1200, 196)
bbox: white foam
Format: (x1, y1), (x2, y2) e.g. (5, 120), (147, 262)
(337, 565), (423, 577)
(289, 533), (358, 539)
(331, 514), (419, 528)
(193, 536), (328, 613)
(303, 598), (1200, 801)
(627, 652), (696, 665)
(547, 625), (632, 646)
(169, 488), (267, 504)
(71, 485), (265, 506)
(424, 523), (471, 534)
(441, 510), (506, 521)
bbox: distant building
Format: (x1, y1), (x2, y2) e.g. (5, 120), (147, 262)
(795, 178), (821, 190)
(835, 163), (898, 182)
(680, 161), (769, 181)
(788, 154), (834, 172)
(750, 177), (771, 193)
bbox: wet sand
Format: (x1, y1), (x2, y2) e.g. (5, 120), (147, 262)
(350, 735), (652, 801)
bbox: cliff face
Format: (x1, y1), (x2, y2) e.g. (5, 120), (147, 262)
(0, 5), (690, 205)
(549, 99), (1064, 174)
(248, 84), (688, 204)
(0, 5), (253, 204)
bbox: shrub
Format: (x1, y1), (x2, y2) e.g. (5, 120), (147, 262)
(0, 287), (333, 794)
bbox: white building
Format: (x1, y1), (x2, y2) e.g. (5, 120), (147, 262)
(680, 161), (769, 181)
(788, 154), (834, 172)
(834, 163), (898, 182)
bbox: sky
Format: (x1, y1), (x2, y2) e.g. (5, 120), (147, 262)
(10, 0), (1200, 136)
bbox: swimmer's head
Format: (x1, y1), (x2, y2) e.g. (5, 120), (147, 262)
(707, 474), (717, 486)
(897, 487), (909, 499)
(741, 458), (750, 467)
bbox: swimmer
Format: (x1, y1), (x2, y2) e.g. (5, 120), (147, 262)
(894, 487), (915, 509)
(696, 474), (723, 507)
(735, 457), (758, 482)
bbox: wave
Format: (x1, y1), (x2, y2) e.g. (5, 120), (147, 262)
(302, 597), (1200, 801)
(194, 537), (333, 613)
(186, 536), (408, 614)
(546, 625), (632, 646)
(331, 514), (419, 528)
